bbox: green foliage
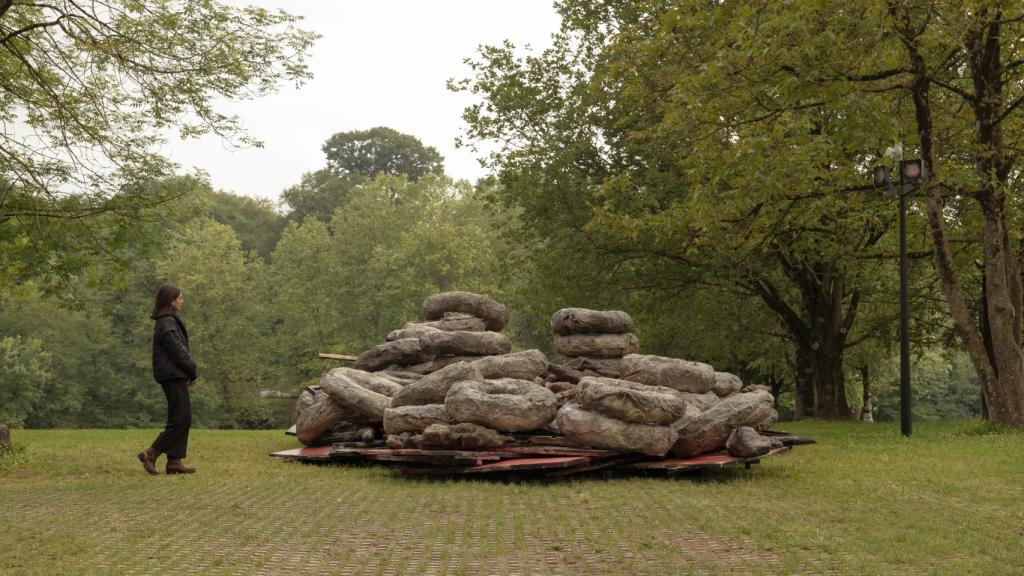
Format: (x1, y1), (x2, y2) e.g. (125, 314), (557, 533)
(0, 284), (163, 428)
(0, 336), (51, 427)
(0, 0), (315, 288)
(232, 403), (277, 430)
(268, 174), (508, 388)
(0, 443), (29, 472)
(870, 349), (982, 423)
(452, 0), (960, 418)
(322, 127), (444, 182)
(280, 169), (364, 224)
(199, 187), (285, 261)
(281, 127), (447, 223)
(155, 217), (271, 427)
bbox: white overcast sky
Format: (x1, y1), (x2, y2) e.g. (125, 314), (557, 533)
(162, 1), (562, 202)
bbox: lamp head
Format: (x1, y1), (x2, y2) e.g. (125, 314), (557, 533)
(873, 165), (890, 189)
(900, 159), (923, 182)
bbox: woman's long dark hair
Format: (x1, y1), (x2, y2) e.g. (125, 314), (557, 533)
(151, 284), (181, 319)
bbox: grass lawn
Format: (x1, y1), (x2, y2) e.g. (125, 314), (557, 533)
(1, 421), (1021, 575)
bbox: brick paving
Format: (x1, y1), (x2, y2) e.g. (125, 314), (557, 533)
(0, 438), (859, 576)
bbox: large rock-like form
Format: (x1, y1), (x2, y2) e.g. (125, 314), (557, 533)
(678, 391), (722, 413)
(413, 422), (512, 450)
(671, 390), (775, 457)
(386, 324), (441, 341)
(295, 393), (348, 446)
(713, 371), (743, 397)
(554, 333), (639, 358)
(295, 386), (320, 419)
(383, 404), (454, 435)
(565, 357), (624, 378)
(325, 367), (403, 397)
(353, 338), (433, 372)
(423, 291), (509, 331)
(410, 313), (487, 333)
(473, 349), (550, 380)
(756, 408), (779, 431)
(555, 402), (677, 456)
(388, 314), (489, 340)
(726, 426), (772, 458)
(402, 355), (479, 375)
(321, 371), (393, 422)
(391, 361), (483, 407)
(377, 371), (422, 387)
(419, 330), (512, 356)
(620, 354), (716, 394)
(576, 376), (687, 425)
(551, 308), (635, 335)
(445, 378), (558, 432)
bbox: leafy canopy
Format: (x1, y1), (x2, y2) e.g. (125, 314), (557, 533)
(0, 0), (316, 287)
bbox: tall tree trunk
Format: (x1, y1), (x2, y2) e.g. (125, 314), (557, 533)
(793, 347), (816, 419)
(813, 342), (850, 419)
(859, 364), (874, 422)
(750, 259), (857, 420)
(894, 5), (1024, 427)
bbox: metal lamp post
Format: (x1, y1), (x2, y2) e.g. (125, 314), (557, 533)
(873, 157), (922, 437)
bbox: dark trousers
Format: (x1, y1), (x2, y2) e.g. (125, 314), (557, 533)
(151, 378), (191, 459)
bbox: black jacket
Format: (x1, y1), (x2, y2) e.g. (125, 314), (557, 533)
(152, 314), (198, 382)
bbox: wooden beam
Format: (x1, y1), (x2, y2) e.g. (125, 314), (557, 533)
(318, 352), (358, 361)
(547, 363), (583, 383)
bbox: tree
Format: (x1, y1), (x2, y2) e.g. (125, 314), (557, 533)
(155, 217), (273, 427)
(281, 127), (446, 222)
(280, 169), (364, 224)
(885, 1), (1024, 427)
(453, 0), (921, 418)
(683, 0), (1024, 426)
(265, 216), (342, 386)
(199, 187), (285, 261)
(322, 127), (444, 182)
(268, 174), (507, 383)
(0, 0), (316, 286)
(0, 335), (51, 427)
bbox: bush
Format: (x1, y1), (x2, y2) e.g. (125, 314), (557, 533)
(233, 403), (276, 430)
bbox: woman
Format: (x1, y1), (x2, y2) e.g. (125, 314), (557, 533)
(138, 284), (198, 475)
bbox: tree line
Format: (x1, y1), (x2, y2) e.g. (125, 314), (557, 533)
(1, 0), (1018, 428)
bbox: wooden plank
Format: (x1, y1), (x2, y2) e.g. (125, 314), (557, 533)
(328, 446), (516, 466)
(269, 446), (334, 462)
(546, 363), (583, 384)
(626, 447), (790, 472)
(510, 434), (581, 448)
(545, 456), (646, 477)
(505, 446), (621, 458)
(463, 456), (590, 473)
(368, 448), (518, 459)
(318, 352), (358, 361)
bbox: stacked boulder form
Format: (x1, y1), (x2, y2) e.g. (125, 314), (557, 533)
(355, 291), (512, 374)
(552, 308), (638, 378)
(555, 376), (683, 456)
(617, 354), (778, 456)
(295, 298), (782, 459)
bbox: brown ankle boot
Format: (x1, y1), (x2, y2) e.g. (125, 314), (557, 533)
(166, 459), (196, 474)
(137, 448), (160, 476)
